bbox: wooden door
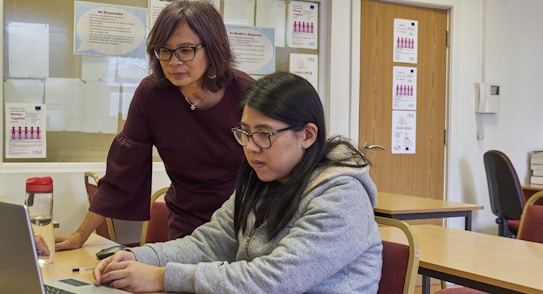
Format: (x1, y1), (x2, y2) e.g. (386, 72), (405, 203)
(359, 0), (448, 224)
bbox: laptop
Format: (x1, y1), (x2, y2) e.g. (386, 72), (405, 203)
(0, 201), (129, 294)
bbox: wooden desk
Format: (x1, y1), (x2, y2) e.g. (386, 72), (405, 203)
(41, 234), (117, 282)
(379, 225), (543, 294)
(523, 184), (543, 200)
(374, 192), (484, 230)
(42, 234), (163, 293)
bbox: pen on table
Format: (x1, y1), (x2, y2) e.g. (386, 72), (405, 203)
(72, 267), (94, 272)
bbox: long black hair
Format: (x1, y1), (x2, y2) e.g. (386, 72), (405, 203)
(234, 72), (369, 239)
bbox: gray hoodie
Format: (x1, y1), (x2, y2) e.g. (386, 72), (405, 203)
(131, 145), (382, 293)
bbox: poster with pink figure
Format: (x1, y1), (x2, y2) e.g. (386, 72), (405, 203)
(393, 18), (418, 64)
(5, 103), (47, 158)
(287, 1), (318, 49)
(392, 66), (417, 110)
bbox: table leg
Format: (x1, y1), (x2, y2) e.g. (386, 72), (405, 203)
(465, 212), (472, 231)
(421, 275), (431, 294)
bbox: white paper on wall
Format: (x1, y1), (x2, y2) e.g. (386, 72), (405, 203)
(391, 110), (416, 154)
(81, 81), (120, 134)
(8, 22), (49, 78)
(3, 79), (45, 104)
(45, 78), (84, 132)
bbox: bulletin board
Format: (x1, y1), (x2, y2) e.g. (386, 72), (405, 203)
(2, 0), (321, 163)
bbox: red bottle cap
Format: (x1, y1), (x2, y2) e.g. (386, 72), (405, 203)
(26, 176), (53, 192)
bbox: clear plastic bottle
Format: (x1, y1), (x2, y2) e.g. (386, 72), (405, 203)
(25, 176), (54, 264)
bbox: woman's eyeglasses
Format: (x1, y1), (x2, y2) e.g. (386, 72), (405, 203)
(153, 44), (205, 62)
(231, 126), (296, 149)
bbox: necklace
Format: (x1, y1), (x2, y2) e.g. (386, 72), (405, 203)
(184, 96), (201, 110)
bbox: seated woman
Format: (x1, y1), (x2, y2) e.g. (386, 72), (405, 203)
(94, 71), (383, 293)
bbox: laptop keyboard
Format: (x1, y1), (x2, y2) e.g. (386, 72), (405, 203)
(44, 284), (76, 294)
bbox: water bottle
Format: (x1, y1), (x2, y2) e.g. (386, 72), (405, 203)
(25, 176), (55, 264)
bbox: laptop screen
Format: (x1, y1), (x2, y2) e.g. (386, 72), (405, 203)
(0, 201), (130, 294)
(0, 201), (46, 293)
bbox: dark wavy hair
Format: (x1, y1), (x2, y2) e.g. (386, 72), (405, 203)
(146, 1), (235, 91)
(234, 72), (369, 239)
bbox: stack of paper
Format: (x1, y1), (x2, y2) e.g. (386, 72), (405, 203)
(531, 151), (543, 185)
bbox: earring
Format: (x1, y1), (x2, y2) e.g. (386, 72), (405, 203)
(208, 74), (216, 79)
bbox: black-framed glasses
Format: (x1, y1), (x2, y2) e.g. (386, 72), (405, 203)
(231, 126), (297, 149)
(153, 44), (205, 62)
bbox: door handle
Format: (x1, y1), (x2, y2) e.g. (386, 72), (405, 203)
(362, 143), (386, 151)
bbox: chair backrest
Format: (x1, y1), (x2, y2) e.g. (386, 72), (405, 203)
(483, 150), (525, 220)
(376, 216), (420, 294)
(140, 187), (170, 246)
(517, 191), (543, 243)
(84, 171), (117, 242)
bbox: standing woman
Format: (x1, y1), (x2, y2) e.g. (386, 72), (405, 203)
(56, 1), (254, 250)
(94, 72), (382, 293)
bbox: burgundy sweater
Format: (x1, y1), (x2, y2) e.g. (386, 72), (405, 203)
(91, 70), (254, 239)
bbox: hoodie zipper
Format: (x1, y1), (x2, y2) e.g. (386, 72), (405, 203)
(244, 226), (263, 259)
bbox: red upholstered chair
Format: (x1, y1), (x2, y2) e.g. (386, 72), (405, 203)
(140, 187), (170, 245)
(435, 191), (543, 294)
(84, 171), (117, 242)
(517, 191), (543, 243)
(376, 216), (420, 294)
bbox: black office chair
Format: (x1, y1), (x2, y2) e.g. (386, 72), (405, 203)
(483, 150), (526, 238)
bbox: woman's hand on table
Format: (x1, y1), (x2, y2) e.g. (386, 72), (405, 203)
(55, 231), (85, 251)
(94, 250), (166, 293)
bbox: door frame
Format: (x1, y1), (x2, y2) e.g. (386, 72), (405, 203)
(337, 0), (458, 205)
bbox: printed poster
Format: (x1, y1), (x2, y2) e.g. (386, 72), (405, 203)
(148, 0), (220, 34)
(289, 53), (318, 91)
(393, 18), (418, 64)
(392, 66), (417, 110)
(148, 0), (173, 31)
(5, 103), (47, 158)
(287, 1), (318, 49)
(74, 1), (147, 58)
(8, 22), (49, 78)
(391, 110), (416, 154)
(226, 25), (275, 75)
